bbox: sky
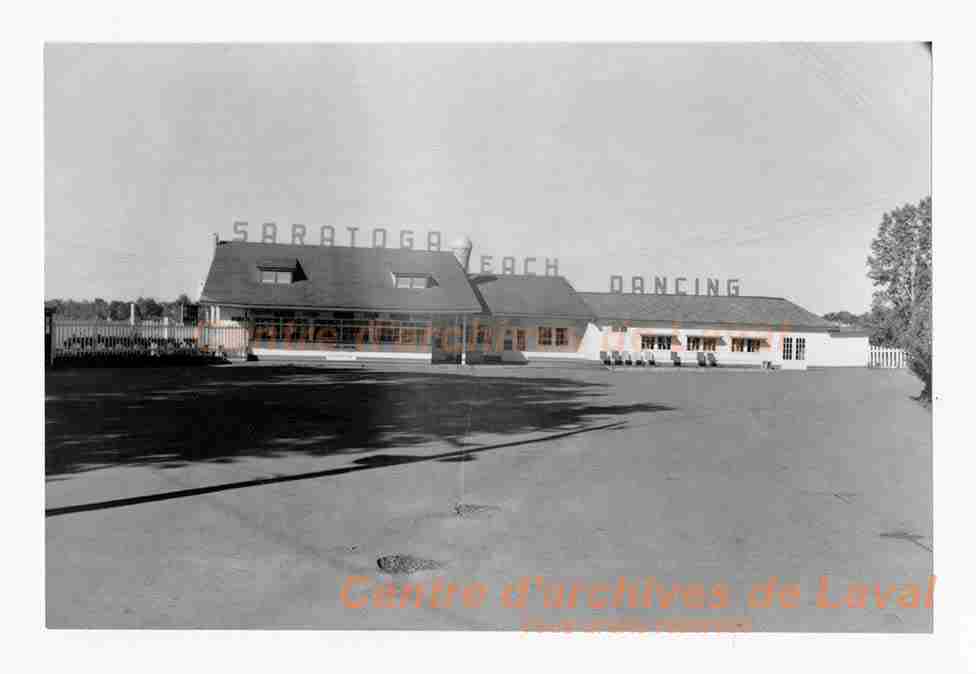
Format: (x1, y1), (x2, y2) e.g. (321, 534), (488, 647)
(44, 43), (931, 314)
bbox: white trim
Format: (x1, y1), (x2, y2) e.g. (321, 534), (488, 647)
(251, 348), (432, 362)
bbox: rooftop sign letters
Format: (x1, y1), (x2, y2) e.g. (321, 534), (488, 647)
(609, 275), (741, 296)
(228, 221), (560, 277)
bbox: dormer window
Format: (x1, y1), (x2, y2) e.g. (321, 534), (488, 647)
(260, 269), (293, 284)
(392, 273), (437, 289)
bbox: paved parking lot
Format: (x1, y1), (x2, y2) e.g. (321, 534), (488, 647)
(45, 363), (932, 630)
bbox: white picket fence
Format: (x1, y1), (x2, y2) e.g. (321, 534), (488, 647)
(869, 346), (908, 369)
(51, 319), (249, 362)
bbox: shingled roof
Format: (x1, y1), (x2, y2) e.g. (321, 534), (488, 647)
(200, 241), (483, 313)
(578, 292), (836, 330)
(469, 274), (596, 320)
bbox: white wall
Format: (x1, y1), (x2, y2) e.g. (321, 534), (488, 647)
(578, 322), (860, 369)
(809, 333), (870, 367)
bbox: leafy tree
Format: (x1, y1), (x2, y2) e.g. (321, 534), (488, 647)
(866, 196), (932, 399)
(108, 300), (131, 321)
(135, 296), (164, 320)
(822, 310), (864, 326)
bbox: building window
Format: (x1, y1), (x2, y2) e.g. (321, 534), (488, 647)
(733, 337), (762, 353)
(687, 336), (702, 351)
(393, 273), (436, 289)
(260, 269), (293, 284)
(516, 329), (526, 351)
(644, 335), (671, 351)
(400, 327), (425, 345)
(555, 328), (568, 346)
(703, 337), (718, 352)
(378, 326), (399, 343)
(795, 337), (806, 361)
(610, 324), (627, 333)
(476, 326), (493, 345)
(538, 327), (553, 346)
(783, 337), (793, 360)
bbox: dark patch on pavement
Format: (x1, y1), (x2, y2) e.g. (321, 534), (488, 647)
(377, 554), (442, 574)
(454, 503), (501, 518)
(47, 421), (628, 517)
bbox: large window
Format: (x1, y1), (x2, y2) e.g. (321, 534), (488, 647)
(476, 326), (493, 345)
(251, 313), (431, 350)
(795, 337), (806, 361)
(703, 337), (718, 352)
(555, 328), (568, 346)
(538, 327), (553, 346)
(782, 337), (793, 360)
(687, 336), (702, 351)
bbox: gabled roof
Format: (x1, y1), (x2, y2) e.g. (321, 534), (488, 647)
(578, 292), (836, 330)
(200, 241), (483, 313)
(469, 274), (596, 320)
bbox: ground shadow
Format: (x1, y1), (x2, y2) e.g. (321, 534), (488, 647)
(45, 365), (674, 477)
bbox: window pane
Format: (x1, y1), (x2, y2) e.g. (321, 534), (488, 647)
(555, 328), (568, 346)
(261, 270), (276, 283)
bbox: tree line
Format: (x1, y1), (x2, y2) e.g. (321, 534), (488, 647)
(44, 294), (194, 322)
(820, 307), (907, 348)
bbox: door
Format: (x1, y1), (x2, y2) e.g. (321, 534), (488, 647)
(515, 329), (526, 351)
(503, 329), (514, 351)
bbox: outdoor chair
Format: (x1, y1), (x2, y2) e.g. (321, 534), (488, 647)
(634, 351), (645, 366)
(697, 351), (707, 367)
(600, 350), (611, 366)
(671, 351), (682, 366)
(645, 350), (656, 366)
(707, 352), (718, 367)
(624, 351), (633, 366)
(612, 350), (624, 366)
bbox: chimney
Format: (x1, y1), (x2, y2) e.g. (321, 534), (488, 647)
(450, 235), (473, 274)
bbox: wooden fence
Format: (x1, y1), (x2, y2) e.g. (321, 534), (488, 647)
(869, 346), (908, 369)
(50, 320), (249, 363)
